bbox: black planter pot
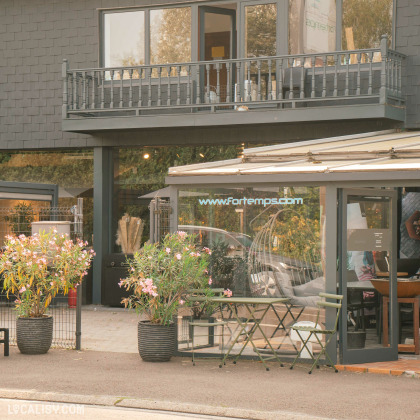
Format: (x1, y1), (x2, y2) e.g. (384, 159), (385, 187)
(16, 316), (53, 355)
(138, 321), (176, 362)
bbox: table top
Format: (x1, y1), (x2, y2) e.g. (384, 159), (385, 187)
(210, 297), (289, 305)
(347, 281), (374, 290)
(376, 272), (409, 277)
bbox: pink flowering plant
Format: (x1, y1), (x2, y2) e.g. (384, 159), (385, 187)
(0, 230), (95, 318)
(119, 231), (215, 325)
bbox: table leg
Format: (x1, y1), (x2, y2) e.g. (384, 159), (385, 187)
(236, 304), (283, 369)
(383, 297), (389, 347)
(414, 298), (419, 355)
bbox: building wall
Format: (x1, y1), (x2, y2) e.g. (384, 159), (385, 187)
(0, 0), (183, 150)
(0, 0), (418, 152)
(396, 0), (420, 129)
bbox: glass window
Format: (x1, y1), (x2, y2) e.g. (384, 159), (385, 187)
(342, 0), (393, 50)
(178, 186), (325, 299)
(289, 0), (336, 54)
(245, 3), (277, 58)
(103, 11), (145, 67)
(0, 151), (94, 245)
(150, 8), (191, 65)
(112, 145), (242, 253)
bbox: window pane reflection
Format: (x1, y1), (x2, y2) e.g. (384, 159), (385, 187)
(104, 11), (145, 67)
(150, 8), (191, 64)
(289, 0), (336, 55)
(178, 186), (325, 300)
(342, 0), (392, 50)
(245, 4), (277, 58)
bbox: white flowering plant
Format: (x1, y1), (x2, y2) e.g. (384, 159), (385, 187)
(0, 230), (95, 318)
(119, 231), (224, 326)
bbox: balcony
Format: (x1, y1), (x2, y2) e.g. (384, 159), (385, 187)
(62, 40), (405, 134)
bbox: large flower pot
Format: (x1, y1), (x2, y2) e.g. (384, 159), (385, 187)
(138, 321), (176, 362)
(17, 316), (53, 355)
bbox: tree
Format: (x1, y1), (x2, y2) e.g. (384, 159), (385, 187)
(342, 0), (393, 49)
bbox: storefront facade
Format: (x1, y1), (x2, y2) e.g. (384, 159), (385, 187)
(1, 0), (420, 312)
(167, 130), (420, 364)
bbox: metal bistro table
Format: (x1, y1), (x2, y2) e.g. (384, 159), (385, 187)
(211, 297), (289, 371)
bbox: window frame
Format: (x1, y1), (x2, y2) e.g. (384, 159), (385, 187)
(98, 0), (395, 67)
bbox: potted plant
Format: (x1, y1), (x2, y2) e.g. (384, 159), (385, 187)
(119, 231), (214, 362)
(0, 230), (95, 354)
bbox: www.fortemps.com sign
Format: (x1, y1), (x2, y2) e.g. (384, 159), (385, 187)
(198, 197), (304, 207)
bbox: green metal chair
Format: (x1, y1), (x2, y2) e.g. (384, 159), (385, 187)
(289, 292), (343, 374)
(186, 289), (228, 366)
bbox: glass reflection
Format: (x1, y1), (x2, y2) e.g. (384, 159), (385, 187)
(150, 7), (191, 65)
(104, 11), (145, 67)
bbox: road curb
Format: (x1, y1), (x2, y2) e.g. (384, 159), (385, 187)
(0, 388), (333, 420)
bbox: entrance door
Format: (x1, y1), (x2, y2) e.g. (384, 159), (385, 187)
(339, 189), (398, 364)
(199, 6), (236, 103)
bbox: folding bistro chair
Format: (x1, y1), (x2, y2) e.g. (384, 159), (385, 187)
(290, 293), (343, 374)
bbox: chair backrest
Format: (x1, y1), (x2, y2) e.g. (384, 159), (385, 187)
(316, 292), (343, 332)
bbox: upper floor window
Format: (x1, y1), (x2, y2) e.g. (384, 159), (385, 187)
(104, 11), (145, 67)
(342, 0), (393, 50)
(102, 7), (191, 68)
(150, 8), (191, 65)
(289, 0), (336, 55)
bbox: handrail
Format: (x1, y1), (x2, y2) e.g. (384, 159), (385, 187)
(62, 36), (405, 119)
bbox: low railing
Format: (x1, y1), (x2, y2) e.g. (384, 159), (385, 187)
(63, 36), (405, 119)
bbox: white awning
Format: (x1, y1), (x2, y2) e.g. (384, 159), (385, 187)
(168, 130), (420, 178)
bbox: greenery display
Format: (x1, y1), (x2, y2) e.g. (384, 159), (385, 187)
(0, 230), (95, 317)
(119, 231), (216, 325)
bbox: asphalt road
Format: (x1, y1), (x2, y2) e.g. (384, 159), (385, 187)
(1, 347), (420, 420)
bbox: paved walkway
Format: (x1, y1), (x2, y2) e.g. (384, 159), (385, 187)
(80, 306), (420, 377)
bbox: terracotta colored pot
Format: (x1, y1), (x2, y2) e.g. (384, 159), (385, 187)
(371, 279), (420, 298)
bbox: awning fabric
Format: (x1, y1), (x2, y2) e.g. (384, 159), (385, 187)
(168, 130), (420, 177)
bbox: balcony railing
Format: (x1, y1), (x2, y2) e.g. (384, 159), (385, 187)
(62, 36), (405, 120)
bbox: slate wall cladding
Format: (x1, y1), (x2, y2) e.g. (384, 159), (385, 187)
(0, 0), (183, 150)
(396, 0), (420, 129)
(0, 0), (419, 151)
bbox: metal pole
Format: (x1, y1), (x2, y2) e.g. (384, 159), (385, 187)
(76, 283), (83, 350)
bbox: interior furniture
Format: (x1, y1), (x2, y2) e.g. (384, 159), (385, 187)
(382, 296), (419, 354)
(289, 293), (343, 374)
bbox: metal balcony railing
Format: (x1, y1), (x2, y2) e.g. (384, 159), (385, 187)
(62, 36), (405, 119)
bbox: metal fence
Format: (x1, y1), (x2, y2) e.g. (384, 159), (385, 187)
(149, 198), (171, 243)
(0, 202), (83, 350)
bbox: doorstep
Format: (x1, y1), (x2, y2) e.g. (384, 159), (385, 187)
(336, 356), (420, 377)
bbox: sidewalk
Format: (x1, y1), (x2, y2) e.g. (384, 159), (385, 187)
(80, 306), (420, 377)
(1, 346), (420, 420)
(1, 306), (420, 419)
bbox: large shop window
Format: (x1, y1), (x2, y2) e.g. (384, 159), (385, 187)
(102, 7), (191, 68)
(178, 186), (326, 302)
(342, 0), (393, 50)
